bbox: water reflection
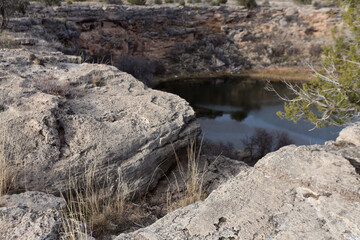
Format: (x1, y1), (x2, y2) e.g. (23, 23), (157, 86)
(162, 79), (341, 148)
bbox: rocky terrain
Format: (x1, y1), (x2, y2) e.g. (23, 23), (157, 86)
(117, 124), (360, 240)
(0, 47), (200, 194)
(0, 2), (358, 240)
(7, 3), (342, 81)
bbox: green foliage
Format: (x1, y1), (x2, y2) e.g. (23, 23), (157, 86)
(0, 0), (29, 30)
(37, 0), (62, 6)
(164, 0), (174, 3)
(179, 0), (185, 5)
(278, 0), (360, 127)
(237, 0), (257, 9)
(128, 0), (146, 4)
(218, 0), (227, 4)
(154, 0), (162, 4)
(262, 0), (270, 6)
(292, 0), (311, 5)
(105, 0), (123, 4)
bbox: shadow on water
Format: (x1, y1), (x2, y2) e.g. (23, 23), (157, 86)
(159, 78), (342, 149)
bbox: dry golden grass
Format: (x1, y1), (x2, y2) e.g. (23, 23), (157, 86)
(61, 162), (133, 239)
(167, 138), (207, 212)
(0, 132), (15, 199)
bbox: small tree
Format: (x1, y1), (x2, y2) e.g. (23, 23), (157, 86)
(0, 0), (29, 30)
(270, 0), (360, 128)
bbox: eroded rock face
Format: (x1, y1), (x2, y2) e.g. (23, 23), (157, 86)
(116, 125), (360, 240)
(0, 48), (200, 194)
(8, 4), (341, 78)
(0, 191), (66, 240)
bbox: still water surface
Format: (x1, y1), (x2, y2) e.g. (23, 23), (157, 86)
(163, 79), (341, 149)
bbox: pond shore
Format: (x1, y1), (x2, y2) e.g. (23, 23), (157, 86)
(155, 66), (314, 87)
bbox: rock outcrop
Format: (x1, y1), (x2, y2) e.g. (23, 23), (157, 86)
(116, 124), (360, 240)
(0, 191), (66, 240)
(8, 4), (342, 79)
(0, 48), (200, 194)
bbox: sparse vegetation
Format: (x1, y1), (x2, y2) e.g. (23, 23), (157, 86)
(0, 0), (29, 30)
(154, 0), (162, 4)
(114, 55), (165, 87)
(0, 132), (14, 199)
(292, 0), (311, 5)
(241, 128), (293, 165)
(167, 138), (207, 212)
(36, 0), (62, 6)
(34, 74), (71, 97)
(105, 0), (123, 4)
(262, 0), (270, 6)
(309, 43), (323, 57)
(237, 0), (257, 9)
(128, 0), (146, 5)
(61, 162), (133, 238)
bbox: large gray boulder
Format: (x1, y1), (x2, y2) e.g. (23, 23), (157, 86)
(116, 125), (360, 240)
(0, 191), (66, 240)
(0, 48), (200, 194)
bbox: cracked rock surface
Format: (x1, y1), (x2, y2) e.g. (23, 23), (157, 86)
(0, 191), (66, 240)
(0, 48), (200, 194)
(116, 125), (360, 240)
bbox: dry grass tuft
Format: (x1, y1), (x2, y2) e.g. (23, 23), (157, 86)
(61, 162), (133, 239)
(0, 132), (15, 199)
(91, 74), (105, 87)
(167, 138), (207, 212)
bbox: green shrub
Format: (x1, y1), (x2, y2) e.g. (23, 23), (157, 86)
(262, 0), (270, 6)
(105, 0), (123, 3)
(128, 0), (146, 4)
(210, 1), (219, 5)
(37, 0), (62, 6)
(179, 0), (185, 5)
(66, 0), (73, 4)
(164, 0), (174, 3)
(293, 0), (311, 4)
(218, 0), (227, 4)
(237, 0), (257, 9)
(155, 0), (162, 4)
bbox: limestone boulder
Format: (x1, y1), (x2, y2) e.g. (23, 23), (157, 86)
(0, 48), (200, 194)
(116, 126), (360, 240)
(337, 122), (360, 147)
(0, 191), (66, 240)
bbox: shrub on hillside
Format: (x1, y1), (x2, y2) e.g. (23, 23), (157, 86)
(154, 0), (162, 4)
(105, 0), (123, 4)
(309, 43), (323, 57)
(114, 55), (165, 87)
(0, 0), (29, 30)
(292, 0), (311, 5)
(37, 0), (62, 6)
(237, 0), (257, 9)
(128, 0), (146, 5)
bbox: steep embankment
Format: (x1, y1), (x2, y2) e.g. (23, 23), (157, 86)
(8, 4), (341, 80)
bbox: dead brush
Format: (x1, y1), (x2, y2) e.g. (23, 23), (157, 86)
(167, 138), (208, 212)
(34, 74), (71, 97)
(60, 161), (133, 239)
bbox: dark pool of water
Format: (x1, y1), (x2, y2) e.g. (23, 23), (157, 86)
(161, 79), (341, 149)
